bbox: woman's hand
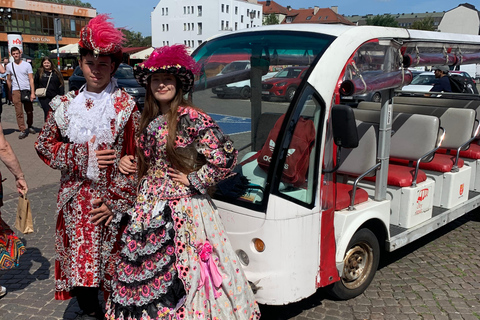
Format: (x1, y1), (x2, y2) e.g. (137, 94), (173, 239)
(88, 199), (114, 226)
(168, 167), (190, 186)
(119, 155), (136, 174)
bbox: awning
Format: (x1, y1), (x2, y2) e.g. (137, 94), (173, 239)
(50, 43), (79, 55)
(130, 47), (153, 60)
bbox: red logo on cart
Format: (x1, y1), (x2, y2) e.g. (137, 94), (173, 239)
(417, 188), (429, 203)
(12, 39), (21, 45)
(460, 183), (464, 196)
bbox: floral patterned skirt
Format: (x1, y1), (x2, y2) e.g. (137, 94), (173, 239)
(0, 212), (25, 270)
(106, 194), (260, 320)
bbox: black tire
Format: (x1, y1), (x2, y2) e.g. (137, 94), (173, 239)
(240, 86), (251, 99)
(217, 93), (226, 98)
(327, 228), (380, 300)
(371, 92), (381, 102)
(285, 87), (296, 102)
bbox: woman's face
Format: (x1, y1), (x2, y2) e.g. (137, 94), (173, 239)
(43, 60), (52, 70)
(150, 73), (177, 107)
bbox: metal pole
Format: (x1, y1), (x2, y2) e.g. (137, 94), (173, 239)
(374, 88), (394, 201)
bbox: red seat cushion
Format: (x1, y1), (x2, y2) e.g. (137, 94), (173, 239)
(364, 164), (427, 187)
(438, 144), (480, 160)
(335, 182), (369, 211)
(391, 153), (464, 173)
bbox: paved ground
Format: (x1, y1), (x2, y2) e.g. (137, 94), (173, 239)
(0, 98), (479, 319)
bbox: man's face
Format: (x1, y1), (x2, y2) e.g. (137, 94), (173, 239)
(434, 69), (443, 78)
(79, 53), (114, 93)
(3, 58), (8, 65)
(11, 50), (21, 62)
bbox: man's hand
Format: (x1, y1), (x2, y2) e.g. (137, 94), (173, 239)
(119, 155), (136, 174)
(90, 136), (116, 168)
(30, 92), (35, 102)
(89, 199), (113, 226)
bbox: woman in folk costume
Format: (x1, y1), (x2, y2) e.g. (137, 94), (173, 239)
(35, 15), (140, 320)
(105, 45), (260, 320)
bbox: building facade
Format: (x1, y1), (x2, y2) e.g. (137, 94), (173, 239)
(345, 12), (444, 30)
(151, 0), (263, 50)
(0, 0), (95, 58)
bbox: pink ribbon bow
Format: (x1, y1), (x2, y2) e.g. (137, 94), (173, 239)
(197, 241), (222, 299)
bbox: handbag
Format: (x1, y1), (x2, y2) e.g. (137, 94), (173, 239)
(14, 193), (34, 234)
(35, 72), (52, 98)
(12, 63), (31, 103)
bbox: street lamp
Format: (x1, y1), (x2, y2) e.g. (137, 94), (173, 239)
(0, 7), (12, 27)
(249, 10), (255, 27)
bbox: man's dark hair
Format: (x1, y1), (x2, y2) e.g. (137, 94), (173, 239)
(10, 46), (20, 54)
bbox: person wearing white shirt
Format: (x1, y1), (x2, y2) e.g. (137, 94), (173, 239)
(6, 47), (35, 139)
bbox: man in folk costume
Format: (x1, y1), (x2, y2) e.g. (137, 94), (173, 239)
(35, 14), (140, 320)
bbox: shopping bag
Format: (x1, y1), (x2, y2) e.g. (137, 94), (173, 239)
(14, 193), (34, 234)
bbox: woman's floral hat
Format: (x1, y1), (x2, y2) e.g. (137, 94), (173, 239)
(134, 45), (201, 93)
(78, 14), (125, 57)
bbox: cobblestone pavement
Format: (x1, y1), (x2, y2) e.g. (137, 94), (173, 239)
(0, 101), (479, 319)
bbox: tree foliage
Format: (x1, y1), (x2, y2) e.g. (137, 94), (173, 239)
(263, 13), (280, 25)
(366, 14), (398, 27)
(410, 16), (435, 31)
(38, 0), (93, 8)
(121, 29), (152, 47)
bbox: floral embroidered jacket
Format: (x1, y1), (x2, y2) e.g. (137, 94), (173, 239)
(137, 106), (237, 200)
(34, 88), (140, 298)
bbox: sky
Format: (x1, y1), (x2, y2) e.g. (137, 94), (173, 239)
(88, 0), (469, 37)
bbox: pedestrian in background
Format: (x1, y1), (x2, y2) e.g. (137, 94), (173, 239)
(34, 57), (65, 121)
(1, 57), (12, 107)
(0, 122), (28, 299)
(6, 47), (35, 139)
(35, 14), (139, 320)
(106, 44), (260, 320)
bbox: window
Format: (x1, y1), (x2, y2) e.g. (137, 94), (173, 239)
(318, 16), (322, 20)
(191, 6), (194, 14)
(221, 20), (224, 30)
(198, 6), (202, 17)
(226, 5), (229, 13)
(226, 21), (229, 30)
(164, 24), (167, 32)
(221, 4), (224, 12)
(187, 6), (190, 14)
(324, 16), (328, 19)
(235, 22), (238, 30)
(235, 7), (238, 15)
(241, 15), (243, 23)
(306, 16), (312, 20)
(198, 22), (202, 35)
(198, 40), (202, 46)
(162, 8), (165, 15)
(258, 11), (260, 19)
(247, 9), (250, 17)
(183, 23), (186, 31)
(166, 8), (168, 15)
(286, 17), (292, 23)
(184, 6), (186, 14)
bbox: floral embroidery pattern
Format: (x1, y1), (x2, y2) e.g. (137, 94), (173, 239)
(85, 98), (94, 110)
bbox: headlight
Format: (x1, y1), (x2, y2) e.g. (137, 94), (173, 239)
(275, 82), (288, 87)
(124, 87), (140, 94)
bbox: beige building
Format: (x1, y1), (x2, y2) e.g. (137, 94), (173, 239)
(0, 0), (95, 58)
(438, 3), (480, 34)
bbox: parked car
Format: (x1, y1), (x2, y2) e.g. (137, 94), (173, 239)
(401, 71), (478, 94)
(211, 60), (277, 99)
(261, 66), (308, 102)
(68, 63), (145, 111)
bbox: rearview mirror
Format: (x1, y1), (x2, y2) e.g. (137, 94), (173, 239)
(332, 105), (359, 148)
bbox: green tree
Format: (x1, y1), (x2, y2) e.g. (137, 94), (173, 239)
(366, 14), (398, 27)
(32, 43), (52, 73)
(410, 16), (435, 31)
(121, 29), (151, 47)
(39, 0), (93, 8)
(263, 13), (279, 25)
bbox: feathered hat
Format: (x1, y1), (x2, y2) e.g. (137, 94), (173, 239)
(134, 45), (200, 93)
(78, 14), (125, 57)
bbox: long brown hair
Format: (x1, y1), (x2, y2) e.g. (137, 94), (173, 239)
(137, 75), (198, 180)
(38, 57), (64, 86)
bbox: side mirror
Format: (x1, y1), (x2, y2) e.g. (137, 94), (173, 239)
(332, 105), (359, 148)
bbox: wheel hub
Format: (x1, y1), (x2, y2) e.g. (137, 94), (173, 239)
(341, 243), (373, 289)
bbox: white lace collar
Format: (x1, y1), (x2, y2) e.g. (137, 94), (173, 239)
(66, 79), (118, 149)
